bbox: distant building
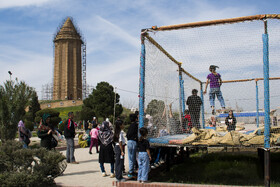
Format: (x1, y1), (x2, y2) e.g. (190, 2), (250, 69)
(53, 17), (83, 100)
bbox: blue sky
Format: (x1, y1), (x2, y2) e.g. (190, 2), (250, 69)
(0, 0), (279, 109)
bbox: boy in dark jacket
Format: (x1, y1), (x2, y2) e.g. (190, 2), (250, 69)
(64, 112), (79, 164)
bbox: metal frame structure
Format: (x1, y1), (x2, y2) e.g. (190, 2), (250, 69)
(139, 14), (280, 186)
(82, 44), (87, 100)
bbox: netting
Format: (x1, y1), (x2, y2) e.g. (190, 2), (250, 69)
(144, 38), (182, 138)
(140, 15), (280, 147)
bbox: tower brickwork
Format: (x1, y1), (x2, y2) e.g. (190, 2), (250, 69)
(53, 18), (83, 100)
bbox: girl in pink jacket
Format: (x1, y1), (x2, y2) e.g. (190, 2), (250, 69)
(89, 123), (99, 154)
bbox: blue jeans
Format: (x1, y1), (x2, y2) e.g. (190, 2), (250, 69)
(100, 163), (114, 174)
(137, 152), (149, 181)
(66, 138), (76, 162)
(209, 87), (225, 108)
(21, 140), (28, 149)
(127, 140), (137, 174)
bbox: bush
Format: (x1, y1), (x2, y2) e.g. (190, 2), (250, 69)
(35, 108), (61, 127)
(51, 116), (62, 127)
(36, 108), (60, 118)
(58, 120), (66, 133)
(35, 116), (41, 124)
(24, 112), (34, 123)
(0, 140), (66, 186)
(25, 121), (34, 131)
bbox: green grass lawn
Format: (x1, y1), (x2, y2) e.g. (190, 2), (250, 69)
(151, 151), (280, 186)
(55, 105), (82, 120)
(39, 100), (63, 104)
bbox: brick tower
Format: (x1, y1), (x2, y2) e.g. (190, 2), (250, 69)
(53, 17), (83, 100)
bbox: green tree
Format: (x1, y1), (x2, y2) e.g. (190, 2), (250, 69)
(146, 99), (165, 117)
(80, 106), (95, 121)
(84, 82), (123, 120)
(24, 121), (34, 131)
(28, 92), (41, 121)
(0, 79), (34, 142)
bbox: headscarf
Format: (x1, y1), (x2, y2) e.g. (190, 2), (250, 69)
(18, 120), (25, 128)
(39, 113), (51, 131)
(98, 121), (113, 146)
(42, 113), (51, 126)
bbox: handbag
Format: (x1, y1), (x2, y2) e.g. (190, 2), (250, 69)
(23, 135), (30, 145)
(51, 135), (58, 148)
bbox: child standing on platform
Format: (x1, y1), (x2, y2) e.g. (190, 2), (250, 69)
(89, 123), (99, 154)
(204, 65), (226, 115)
(137, 127), (151, 183)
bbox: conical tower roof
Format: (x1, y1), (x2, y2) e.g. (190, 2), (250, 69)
(54, 17), (83, 42)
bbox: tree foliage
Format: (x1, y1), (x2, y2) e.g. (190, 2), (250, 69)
(0, 79), (34, 142)
(35, 108), (61, 127)
(0, 140), (66, 186)
(83, 82), (123, 120)
(28, 92), (41, 122)
(80, 106), (95, 121)
(24, 121), (34, 131)
(146, 99), (165, 117)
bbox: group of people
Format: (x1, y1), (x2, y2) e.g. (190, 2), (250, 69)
(184, 65), (236, 131)
(18, 112), (79, 164)
(20, 111), (152, 183)
(16, 64), (237, 184)
(18, 113), (63, 150)
(96, 113), (151, 183)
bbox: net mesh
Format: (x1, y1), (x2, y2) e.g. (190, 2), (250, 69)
(143, 18), (280, 147)
(144, 38), (182, 138)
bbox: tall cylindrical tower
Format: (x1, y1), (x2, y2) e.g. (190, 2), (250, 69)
(53, 17), (83, 100)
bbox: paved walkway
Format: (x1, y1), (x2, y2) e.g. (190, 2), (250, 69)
(55, 146), (129, 187)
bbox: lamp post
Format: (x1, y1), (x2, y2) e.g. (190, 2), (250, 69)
(8, 71), (12, 81)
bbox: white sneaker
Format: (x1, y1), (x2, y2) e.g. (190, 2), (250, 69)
(110, 173), (115, 178)
(102, 172), (107, 177)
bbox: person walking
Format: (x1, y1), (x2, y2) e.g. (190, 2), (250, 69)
(186, 89), (202, 129)
(98, 121), (115, 178)
(64, 112), (79, 164)
(89, 123), (99, 154)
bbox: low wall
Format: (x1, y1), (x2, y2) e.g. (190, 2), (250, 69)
(40, 100), (83, 109)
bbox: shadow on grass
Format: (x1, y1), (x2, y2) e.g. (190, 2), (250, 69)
(150, 151), (280, 186)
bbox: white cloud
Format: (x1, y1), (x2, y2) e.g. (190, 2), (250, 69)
(0, 0), (54, 9)
(1, 0), (279, 111)
(0, 45), (53, 93)
(81, 15), (139, 55)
